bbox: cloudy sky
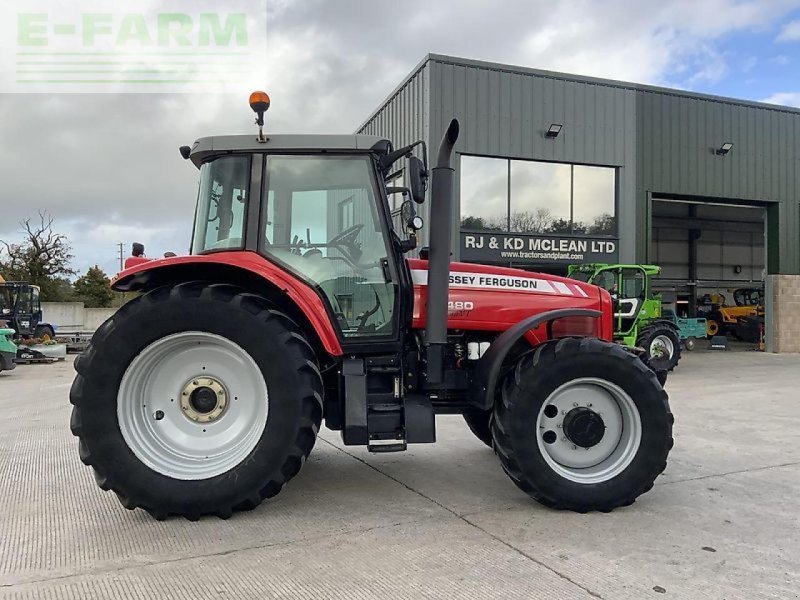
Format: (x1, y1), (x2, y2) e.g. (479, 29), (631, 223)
(1, 0), (800, 275)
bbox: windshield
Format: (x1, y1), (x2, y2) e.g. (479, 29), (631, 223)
(191, 156), (251, 253)
(568, 270), (593, 283)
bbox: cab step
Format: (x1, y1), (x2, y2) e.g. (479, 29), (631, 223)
(368, 439), (408, 453)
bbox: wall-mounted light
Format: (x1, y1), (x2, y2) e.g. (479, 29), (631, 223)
(545, 123), (563, 138)
(716, 142), (734, 156)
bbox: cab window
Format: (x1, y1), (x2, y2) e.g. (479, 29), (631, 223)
(262, 155), (396, 339)
(192, 156), (250, 253)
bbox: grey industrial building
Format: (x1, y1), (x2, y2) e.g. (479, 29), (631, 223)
(358, 54), (800, 352)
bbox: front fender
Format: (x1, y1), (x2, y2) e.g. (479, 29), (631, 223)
(469, 308), (602, 411)
(112, 252), (343, 357)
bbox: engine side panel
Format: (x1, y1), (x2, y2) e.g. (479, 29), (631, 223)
(408, 258), (612, 342)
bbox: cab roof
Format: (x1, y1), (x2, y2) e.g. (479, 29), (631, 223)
(189, 134), (390, 167)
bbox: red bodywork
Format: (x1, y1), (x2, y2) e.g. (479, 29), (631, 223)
(407, 259), (613, 346)
(112, 252), (344, 356)
(112, 252), (612, 357)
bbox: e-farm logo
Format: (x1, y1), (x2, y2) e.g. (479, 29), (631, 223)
(3, 1), (267, 93)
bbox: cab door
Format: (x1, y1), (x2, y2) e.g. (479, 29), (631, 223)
(259, 154), (402, 351)
(14, 286), (35, 336)
(616, 268), (647, 333)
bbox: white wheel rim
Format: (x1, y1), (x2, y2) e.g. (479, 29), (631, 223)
(649, 335), (674, 360)
(117, 331), (268, 480)
(535, 378), (642, 484)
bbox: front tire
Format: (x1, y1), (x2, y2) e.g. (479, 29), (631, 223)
(492, 337), (673, 512)
(637, 324), (681, 371)
(70, 283), (323, 520)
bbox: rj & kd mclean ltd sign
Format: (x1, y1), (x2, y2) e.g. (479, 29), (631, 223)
(460, 231), (619, 264)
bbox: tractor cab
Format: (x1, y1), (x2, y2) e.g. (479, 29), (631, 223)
(568, 263), (681, 370)
(183, 128), (430, 349)
(567, 264), (662, 336)
(0, 282), (50, 339)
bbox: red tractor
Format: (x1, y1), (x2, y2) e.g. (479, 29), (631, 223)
(70, 93), (673, 520)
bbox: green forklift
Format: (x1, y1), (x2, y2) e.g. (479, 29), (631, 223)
(568, 264), (681, 371)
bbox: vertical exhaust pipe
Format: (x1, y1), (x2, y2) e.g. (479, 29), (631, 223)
(425, 119), (460, 384)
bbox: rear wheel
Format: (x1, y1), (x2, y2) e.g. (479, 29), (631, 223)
(34, 324), (55, 340)
(637, 324), (681, 371)
(463, 411), (493, 448)
(70, 283), (323, 520)
(706, 318), (720, 337)
(492, 337), (673, 512)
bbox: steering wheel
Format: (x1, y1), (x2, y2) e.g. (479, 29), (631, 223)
(328, 224), (363, 248)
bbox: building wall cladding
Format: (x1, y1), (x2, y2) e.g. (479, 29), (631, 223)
(358, 61), (431, 154)
(358, 54), (800, 274)
(636, 91), (800, 274)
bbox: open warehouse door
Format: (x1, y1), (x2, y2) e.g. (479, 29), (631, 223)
(650, 196), (766, 349)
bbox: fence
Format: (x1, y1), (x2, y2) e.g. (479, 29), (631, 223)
(41, 302), (116, 333)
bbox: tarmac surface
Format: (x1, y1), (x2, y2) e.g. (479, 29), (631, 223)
(1, 351), (798, 599)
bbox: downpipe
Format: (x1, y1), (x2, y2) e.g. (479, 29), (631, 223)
(425, 119), (460, 384)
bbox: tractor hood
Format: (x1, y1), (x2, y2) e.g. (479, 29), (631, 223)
(408, 258), (613, 342)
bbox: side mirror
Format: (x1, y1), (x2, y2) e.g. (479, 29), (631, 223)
(407, 156), (428, 204)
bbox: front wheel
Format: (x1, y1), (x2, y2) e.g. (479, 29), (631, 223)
(492, 337), (673, 512)
(70, 283), (323, 520)
(637, 324), (681, 371)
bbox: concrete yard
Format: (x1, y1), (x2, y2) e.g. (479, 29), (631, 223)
(1, 352), (798, 599)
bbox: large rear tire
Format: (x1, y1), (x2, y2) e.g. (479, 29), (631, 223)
(492, 337), (673, 512)
(70, 282), (323, 520)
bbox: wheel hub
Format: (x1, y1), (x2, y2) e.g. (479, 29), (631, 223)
(562, 407), (605, 448)
(181, 377), (228, 423)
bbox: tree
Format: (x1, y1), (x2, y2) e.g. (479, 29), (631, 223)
(73, 266), (114, 308)
(461, 216), (487, 229)
(549, 218), (572, 234)
(461, 215), (503, 231)
(588, 213), (615, 236)
(509, 208), (552, 233)
(0, 213), (75, 300)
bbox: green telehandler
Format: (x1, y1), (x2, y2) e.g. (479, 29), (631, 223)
(568, 263), (681, 371)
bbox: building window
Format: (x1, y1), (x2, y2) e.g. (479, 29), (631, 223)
(510, 161), (571, 233)
(460, 156), (508, 231)
(573, 165), (616, 235)
(460, 155), (616, 236)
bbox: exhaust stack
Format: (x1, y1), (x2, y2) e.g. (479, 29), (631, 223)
(425, 119), (460, 384)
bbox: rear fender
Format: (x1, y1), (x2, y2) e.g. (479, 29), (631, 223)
(469, 308), (602, 411)
(111, 252), (343, 357)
